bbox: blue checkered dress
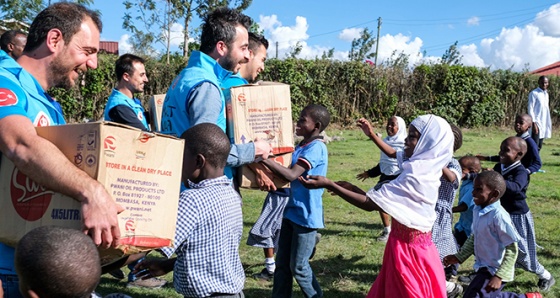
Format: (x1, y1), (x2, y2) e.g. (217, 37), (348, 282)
(432, 158), (461, 260)
(161, 176), (244, 297)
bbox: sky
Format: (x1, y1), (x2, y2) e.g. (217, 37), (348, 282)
(95, 0), (560, 72)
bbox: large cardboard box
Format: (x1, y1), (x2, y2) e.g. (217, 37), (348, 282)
(0, 122), (184, 265)
(226, 82), (294, 189)
(148, 94), (166, 132)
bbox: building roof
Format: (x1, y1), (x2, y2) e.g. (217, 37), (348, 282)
(99, 41), (119, 55)
(531, 61), (560, 76)
(0, 19), (30, 34)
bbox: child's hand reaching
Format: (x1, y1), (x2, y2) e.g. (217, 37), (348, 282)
(357, 118), (375, 138)
(442, 255), (460, 267)
(299, 175), (332, 189)
(356, 171), (370, 181)
(133, 259), (171, 279)
(485, 276), (502, 293)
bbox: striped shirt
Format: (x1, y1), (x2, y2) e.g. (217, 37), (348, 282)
(162, 176), (244, 297)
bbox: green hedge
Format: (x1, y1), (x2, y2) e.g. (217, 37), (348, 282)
(52, 53), (557, 127)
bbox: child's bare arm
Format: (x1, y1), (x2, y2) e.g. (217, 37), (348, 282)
(442, 167), (458, 183)
(261, 158), (306, 182)
(133, 257), (176, 279)
(248, 163), (277, 191)
(300, 176), (379, 212)
(452, 202), (468, 213)
(357, 118), (397, 158)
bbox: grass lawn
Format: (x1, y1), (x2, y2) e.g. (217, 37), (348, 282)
(95, 126), (560, 297)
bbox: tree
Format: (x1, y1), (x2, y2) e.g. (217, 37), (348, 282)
(0, 0), (93, 24)
(348, 27), (376, 62)
(441, 41), (463, 65)
(123, 0), (252, 61)
(287, 41), (302, 59)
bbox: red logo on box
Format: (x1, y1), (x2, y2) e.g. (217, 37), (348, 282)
(125, 219), (136, 232)
(237, 93), (246, 102)
(104, 136), (116, 150)
(10, 167), (54, 221)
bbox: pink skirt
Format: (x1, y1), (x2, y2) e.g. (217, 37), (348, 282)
(366, 220), (446, 298)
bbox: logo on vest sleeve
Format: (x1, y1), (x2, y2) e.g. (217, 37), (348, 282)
(137, 111), (144, 121)
(33, 111), (50, 127)
(0, 88), (18, 106)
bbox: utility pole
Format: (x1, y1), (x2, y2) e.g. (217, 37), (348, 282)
(275, 41), (279, 59)
(374, 17), (382, 67)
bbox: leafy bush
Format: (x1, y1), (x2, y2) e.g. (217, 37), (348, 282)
(53, 53), (558, 128)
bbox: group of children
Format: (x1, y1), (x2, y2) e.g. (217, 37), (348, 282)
(6, 109), (556, 298)
(3, 108), (555, 298)
(341, 112), (554, 297)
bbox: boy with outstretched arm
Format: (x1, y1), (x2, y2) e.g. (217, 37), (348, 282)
(444, 171), (541, 298)
(260, 104), (330, 298)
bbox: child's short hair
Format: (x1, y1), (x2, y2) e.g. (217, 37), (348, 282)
(504, 136), (527, 157)
(450, 124), (462, 152)
(517, 113), (533, 125)
(459, 156), (481, 173)
(476, 171), (506, 199)
(181, 123), (230, 168)
(302, 104), (330, 133)
(15, 226), (101, 298)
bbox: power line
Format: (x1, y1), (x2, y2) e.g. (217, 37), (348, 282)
(272, 3), (557, 49)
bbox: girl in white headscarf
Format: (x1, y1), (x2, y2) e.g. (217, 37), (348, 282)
(356, 116), (407, 242)
(301, 114), (453, 298)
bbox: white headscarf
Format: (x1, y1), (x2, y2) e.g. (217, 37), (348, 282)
(366, 114), (454, 232)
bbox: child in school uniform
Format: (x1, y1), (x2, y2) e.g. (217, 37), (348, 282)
(453, 156), (481, 247)
(302, 114), (454, 298)
(432, 124), (462, 282)
(134, 123), (245, 297)
(261, 104), (330, 298)
(356, 116), (406, 241)
(478, 114), (541, 175)
(493, 136), (555, 292)
(443, 171), (542, 298)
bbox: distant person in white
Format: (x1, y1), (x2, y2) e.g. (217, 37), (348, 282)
(528, 75), (551, 151)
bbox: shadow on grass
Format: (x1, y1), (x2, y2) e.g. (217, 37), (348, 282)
(244, 255), (381, 297)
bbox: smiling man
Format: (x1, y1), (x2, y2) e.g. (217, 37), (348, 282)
(104, 54), (150, 131)
(0, 3), (122, 297)
(160, 7), (272, 182)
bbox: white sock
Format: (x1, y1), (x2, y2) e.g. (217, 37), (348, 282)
(384, 226), (391, 233)
(265, 258), (276, 273)
(446, 281), (457, 292)
(538, 269), (552, 280)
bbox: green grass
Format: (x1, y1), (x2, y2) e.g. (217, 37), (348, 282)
(95, 126), (560, 297)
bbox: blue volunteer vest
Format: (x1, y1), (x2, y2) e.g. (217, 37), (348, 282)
(104, 89), (149, 129)
(0, 50), (66, 275)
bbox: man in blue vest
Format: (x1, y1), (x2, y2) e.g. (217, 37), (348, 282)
(104, 54), (150, 131)
(103, 54), (168, 288)
(0, 3), (122, 297)
(161, 7), (272, 179)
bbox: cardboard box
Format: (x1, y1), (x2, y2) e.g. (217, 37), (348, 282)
(226, 82), (295, 189)
(0, 122), (184, 265)
(239, 153), (292, 189)
(148, 94), (166, 132)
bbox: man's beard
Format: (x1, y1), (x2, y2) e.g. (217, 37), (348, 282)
(220, 52), (239, 73)
(48, 54), (78, 90)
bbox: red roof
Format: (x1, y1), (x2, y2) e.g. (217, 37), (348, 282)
(531, 61), (560, 76)
(99, 41), (118, 55)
